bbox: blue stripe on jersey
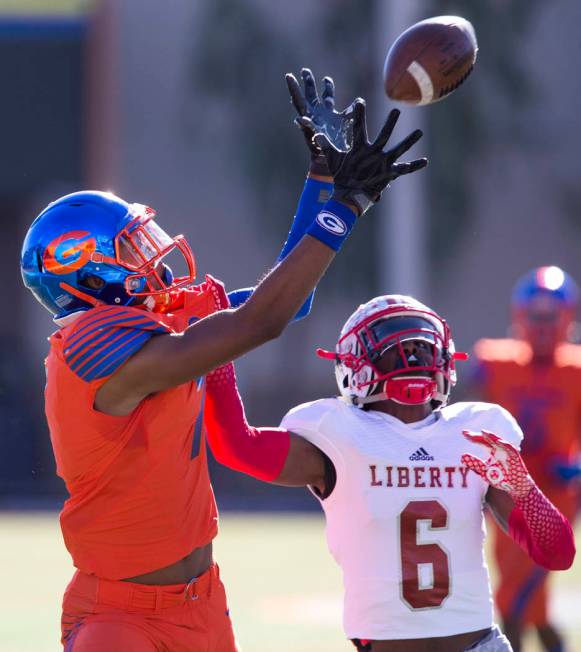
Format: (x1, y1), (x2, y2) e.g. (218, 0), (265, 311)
(79, 330), (154, 381)
(65, 317), (166, 369)
(508, 567), (547, 621)
(65, 306), (125, 345)
(70, 327), (143, 377)
(67, 326), (137, 374)
(66, 314), (165, 354)
(191, 383), (206, 460)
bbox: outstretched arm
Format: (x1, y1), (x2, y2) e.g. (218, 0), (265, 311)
(97, 95), (427, 415)
(462, 430), (576, 571)
(204, 362), (327, 493)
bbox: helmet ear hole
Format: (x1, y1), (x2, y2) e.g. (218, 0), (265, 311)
(35, 249), (43, 273)
(79, 274), (106, 291)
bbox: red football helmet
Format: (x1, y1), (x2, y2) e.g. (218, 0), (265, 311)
(317, 295), (467, 407)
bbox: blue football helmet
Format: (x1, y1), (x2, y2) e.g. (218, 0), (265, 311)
(512, 266), (578, 309)
(21, 191), (196, 323)
(511, 266), (579, 350)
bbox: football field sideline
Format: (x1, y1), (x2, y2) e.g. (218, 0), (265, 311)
(0, 512), (579, 652)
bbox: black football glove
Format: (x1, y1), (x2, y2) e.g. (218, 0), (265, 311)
(285, 68), (354, 176)
(314, 100), (428, 216)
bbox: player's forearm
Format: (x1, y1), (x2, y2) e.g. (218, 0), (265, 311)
(464, 429), (576, 571)
(279, 175), (334, 319)
(508, 485), (576, 570)
(204, 363), (290, 481)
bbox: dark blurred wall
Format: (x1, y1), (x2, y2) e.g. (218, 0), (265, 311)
(1, 17), (86, 499)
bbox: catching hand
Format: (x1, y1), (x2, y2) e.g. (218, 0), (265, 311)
(285, 68), (354, 176)
(461, 430), (534, 498)
(314, 100), (427, 215)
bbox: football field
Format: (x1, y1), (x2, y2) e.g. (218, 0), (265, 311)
(0, 512), (579, 652)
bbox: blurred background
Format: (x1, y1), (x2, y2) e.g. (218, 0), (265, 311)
(1, 0), (580, 651)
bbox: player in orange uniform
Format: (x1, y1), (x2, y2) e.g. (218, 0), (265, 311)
(472, 266), (581, 652)
(20, 69), (428, 651)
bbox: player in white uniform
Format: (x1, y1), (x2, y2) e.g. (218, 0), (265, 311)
(204, 294), (576, 652)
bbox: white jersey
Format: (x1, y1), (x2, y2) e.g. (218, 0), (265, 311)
(280, 400), (523, 640)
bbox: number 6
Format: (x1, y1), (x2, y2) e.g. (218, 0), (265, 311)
(399, 499), (450, 610)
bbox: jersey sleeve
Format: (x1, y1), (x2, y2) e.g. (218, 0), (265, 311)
(62, 306), (170, 382)
(280, 399), (347, 475)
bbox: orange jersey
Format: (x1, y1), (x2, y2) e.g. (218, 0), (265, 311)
(45, 276), (226, 580)
(473, 338), (581, 516)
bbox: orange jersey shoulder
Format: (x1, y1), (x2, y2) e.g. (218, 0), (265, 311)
(473, 338), (532, 365)
(555, 342), (581, 370)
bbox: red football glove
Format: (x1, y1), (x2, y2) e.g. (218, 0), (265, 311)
(461, 429), (575, 570)
(461, 430), (533, 499)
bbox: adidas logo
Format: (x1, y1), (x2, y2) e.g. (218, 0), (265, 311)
(409, 447), (434, 461)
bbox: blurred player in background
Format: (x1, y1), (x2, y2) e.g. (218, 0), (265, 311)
(472, 266), (581, 652)
(204, 293), (576, 652)
(20, 69), (427, 652)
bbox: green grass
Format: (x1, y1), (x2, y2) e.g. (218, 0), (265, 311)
(0, 512), (579, 652)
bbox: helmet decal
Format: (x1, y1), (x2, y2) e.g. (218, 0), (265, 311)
(43, 231), (97, 275)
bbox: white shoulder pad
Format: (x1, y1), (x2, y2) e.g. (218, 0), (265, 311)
(442, 401), (524, 450)
(280, 398), (335, 433)
(281, 398), (347, 473)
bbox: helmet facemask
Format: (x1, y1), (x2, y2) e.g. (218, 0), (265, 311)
(319, 297), (467, 408)
(115, 204), (196, 311)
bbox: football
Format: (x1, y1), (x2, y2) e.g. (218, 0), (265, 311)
(383, 15), (478, 105)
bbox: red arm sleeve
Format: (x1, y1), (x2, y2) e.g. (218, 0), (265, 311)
(203, 362), (290, 482)
(508, 485), (576, 571)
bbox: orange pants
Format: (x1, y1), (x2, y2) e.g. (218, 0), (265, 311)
(494, 527), (550, 626)
(61, 563), (238, 651)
